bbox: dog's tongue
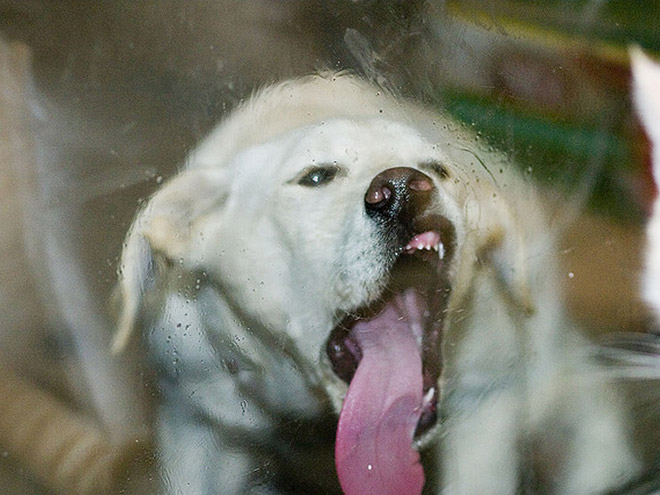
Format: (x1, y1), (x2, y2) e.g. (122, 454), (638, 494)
(335, 290), (425, 495)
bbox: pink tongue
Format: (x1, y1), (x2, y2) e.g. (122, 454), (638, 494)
(335, 290), (425, 495)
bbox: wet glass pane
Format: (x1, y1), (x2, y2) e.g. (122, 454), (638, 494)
(0, 1), (659, 493)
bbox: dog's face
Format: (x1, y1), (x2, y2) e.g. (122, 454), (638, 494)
(190, 118), (466, 426)
(116, 107), (526, 417)
(115, 75), (534, 492)
(212, 118), (461, 309)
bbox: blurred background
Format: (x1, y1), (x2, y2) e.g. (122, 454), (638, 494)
(0, 1), (658, 493)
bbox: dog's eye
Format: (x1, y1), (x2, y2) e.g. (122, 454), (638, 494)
(297, 165), (341, 187)
(423, 161), (450, 180)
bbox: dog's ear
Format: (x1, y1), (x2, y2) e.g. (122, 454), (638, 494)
(486, 215), (535, 315)
(631, 47), (660, 181)
(112, 168), (228, 353)
(463, 185), (536, 315)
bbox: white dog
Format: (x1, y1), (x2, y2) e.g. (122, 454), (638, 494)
(114, 73), (637, 494)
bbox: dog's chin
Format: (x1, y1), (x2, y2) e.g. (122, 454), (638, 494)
(325, 213), (455, 443)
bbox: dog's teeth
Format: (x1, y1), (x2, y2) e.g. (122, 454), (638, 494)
(405, 239), (444, 254)
(423, 387), (435, 406)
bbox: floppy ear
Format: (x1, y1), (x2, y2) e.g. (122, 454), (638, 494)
(454, 182), (536, 313)
(112, 167), (228, 353)
(631, 47), (660, 182)
(473, 194), (536, 315)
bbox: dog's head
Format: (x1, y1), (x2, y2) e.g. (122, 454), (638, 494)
(113, 73), (536, 489)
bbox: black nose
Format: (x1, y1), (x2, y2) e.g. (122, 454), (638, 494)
(365, 167), (434, 223)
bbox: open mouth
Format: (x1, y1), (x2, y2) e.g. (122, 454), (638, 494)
(326, 214), (455, 494)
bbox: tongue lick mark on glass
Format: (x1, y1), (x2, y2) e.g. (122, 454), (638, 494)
(335, 289), (425, 495)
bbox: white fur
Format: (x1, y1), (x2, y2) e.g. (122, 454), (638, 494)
(116, 73), (637, 494)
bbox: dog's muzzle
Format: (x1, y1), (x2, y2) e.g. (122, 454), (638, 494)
(330, 166), (455, 495)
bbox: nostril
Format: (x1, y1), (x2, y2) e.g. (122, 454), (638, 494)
(409, 178), (433, 192)
(365, 184), (392, 208)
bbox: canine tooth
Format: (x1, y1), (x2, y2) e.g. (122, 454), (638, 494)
(438, 243), (445, 259)
(423, 387), (435, 405)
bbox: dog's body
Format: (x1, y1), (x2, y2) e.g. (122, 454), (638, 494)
(116, 73), (636, 494)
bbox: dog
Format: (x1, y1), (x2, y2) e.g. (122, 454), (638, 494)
(114, 73), (637, 494)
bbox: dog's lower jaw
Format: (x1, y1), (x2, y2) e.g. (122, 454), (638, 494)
(325, 223), (453, 494)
